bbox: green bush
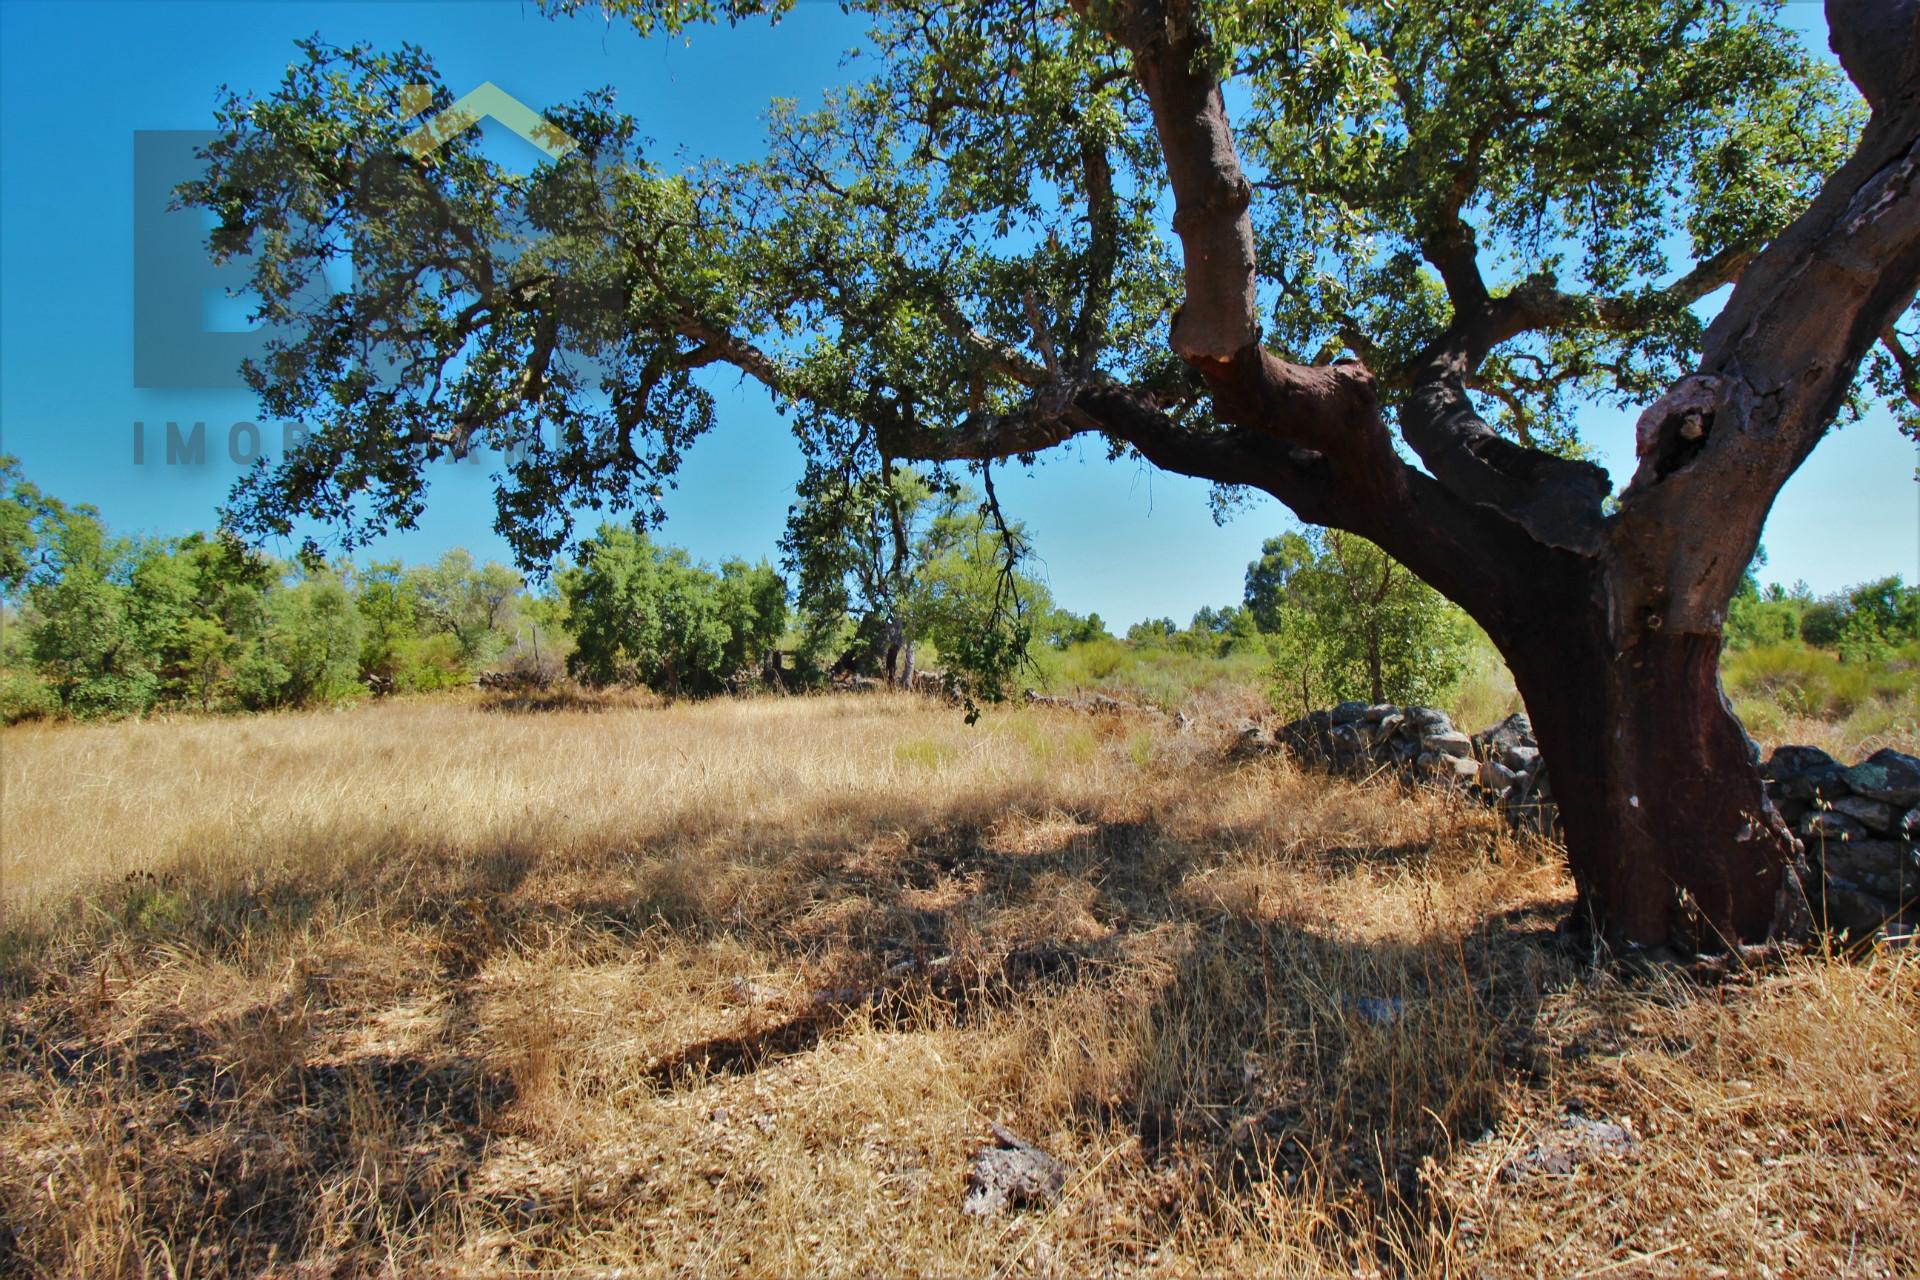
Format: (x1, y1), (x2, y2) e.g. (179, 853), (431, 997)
(1721, 641), (1918, 722)
(0, 669), (58, 723)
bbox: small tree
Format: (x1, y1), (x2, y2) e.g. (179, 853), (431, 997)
(564, 525), (733, 695)
(232, 565), (365, 710)
(1252, 529), (1469, 715)
(24, 506), (157, 717)
(906, 489), (1052, 697)
(785, 464), (1043, 698)
(715, 558), (788, 679)
(406, 550), (524, 667)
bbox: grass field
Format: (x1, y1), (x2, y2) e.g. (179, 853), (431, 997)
(2, 693), (1915, 1277)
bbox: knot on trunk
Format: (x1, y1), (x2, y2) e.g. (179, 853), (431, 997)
(1633, 374), (1737, 479)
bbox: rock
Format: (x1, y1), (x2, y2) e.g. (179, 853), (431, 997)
(1407, 706), (1452, 730)
(1330, 700), (1369, 725)
(1501, 1113), (1636, 1181)
(1775, 769), (1852, 803)
(1330, 723), (1372, 755)
(1800, 810), (1870, 842)
(1364, 703), (1399, 723)
(1900, 807), (1919, 841)
(1831, 794), (1898, 834)
(1479, 760), (1518, 793)
(1423, 730), (1474, 759)
(1763, 744), (1840, 781)
(1502, 744), (1541, 773)
(1818, 839), (1920, 899)
(963, 1124), (1066, 1216)
(1472, 712), (1535, 761)
(1816, 883), (1900, 937)
(1445, 754), (1482, 785)
(1234, 722), (1272, 755)
(1842, 749), (1920, 807)
(1764, 746), (1852, 802)
(1771, 798), (1811, 831)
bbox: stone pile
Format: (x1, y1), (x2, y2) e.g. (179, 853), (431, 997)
(1761, 745), (1919, 937)
(1242, 700), (1918, 938)
(1245, 701), (1559, 835)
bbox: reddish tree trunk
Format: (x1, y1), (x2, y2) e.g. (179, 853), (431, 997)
(1506, 622), (1803, 950)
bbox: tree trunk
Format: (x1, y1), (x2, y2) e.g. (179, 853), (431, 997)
(1505, 619), (1804, 951)
(884, 617), (904, 689)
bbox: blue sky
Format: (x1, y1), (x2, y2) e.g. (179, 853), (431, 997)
(0, 0), (1914, 626)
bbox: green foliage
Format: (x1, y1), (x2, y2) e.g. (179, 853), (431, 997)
(406, 551), (524, 665)
(907, 493), (1050, 708)
(171, 1), (1886, 590)
(783, 463), (1049, 705)
(1039, 609), (1112, 650)
(232, 569), (367, 710)
(1727, 573), (1920, 658)
(1030, 635), (1272, 710)
(564, 524), (780, 695)
(0, 455), (68, 599)
(1252, 529), (1470, 717)
(22, 508), (156, 717)
(1723, 641), (1920, 736)
(1126, 618), (1179, 646)
(0, 668), (58, 724)
(0, 463), (804, 718)
(715, 558), (789, 677)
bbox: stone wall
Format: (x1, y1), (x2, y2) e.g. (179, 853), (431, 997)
(1243, 701), (1558, 837)
(1246, 701), (1918, 939)
(1760, 746), (1919, 937)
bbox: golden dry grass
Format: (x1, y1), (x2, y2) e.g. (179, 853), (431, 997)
(1, 692), (1914, 1278)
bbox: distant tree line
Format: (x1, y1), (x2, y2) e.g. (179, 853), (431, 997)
(9, 454), (1905, 728)
(0, 458), (1106, 721)
(0, 458), (797, 721)
(1725, 547), (1920, 662)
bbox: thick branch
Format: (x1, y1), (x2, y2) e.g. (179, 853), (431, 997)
(1071, 129), (1120, 374)
(1398, 374), (1610, 554)
(1121, 6), (1258, 362)
(1610, 1), (1920, 633)
(935, 298), (1048, 388)
(1828, 0), (1920, 111)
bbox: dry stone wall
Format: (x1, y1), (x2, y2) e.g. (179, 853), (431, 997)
(1243, 702), (1918, 940)
(1761, 745), (1919, 937)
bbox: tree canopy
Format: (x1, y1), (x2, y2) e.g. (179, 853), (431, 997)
(187, 1), (1909, 569)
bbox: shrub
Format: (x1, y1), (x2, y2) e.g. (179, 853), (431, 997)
(0, 669), (58, 723)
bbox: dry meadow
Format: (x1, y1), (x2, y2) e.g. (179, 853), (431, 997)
(1, 693), (1914, 1277)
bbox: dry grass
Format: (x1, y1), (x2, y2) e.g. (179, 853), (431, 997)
(1, 692), (1914, 1278)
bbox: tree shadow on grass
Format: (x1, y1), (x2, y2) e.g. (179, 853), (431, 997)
(1, 790), (1572, 1276)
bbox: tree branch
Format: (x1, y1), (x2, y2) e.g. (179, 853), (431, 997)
(1070, 127), (1120, 374)
(1609, 0), (1920, 632)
